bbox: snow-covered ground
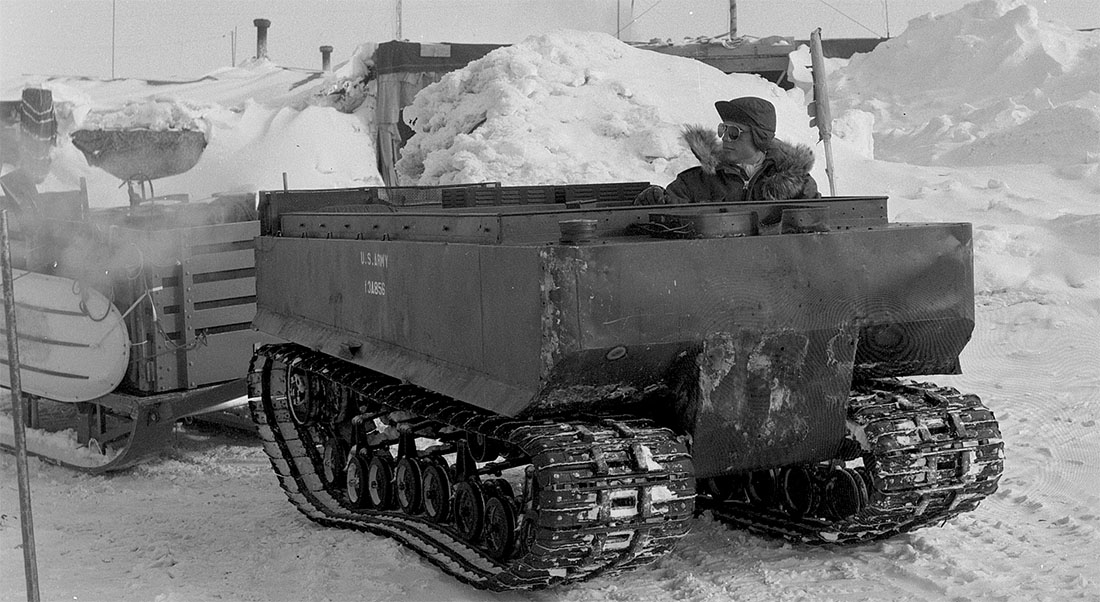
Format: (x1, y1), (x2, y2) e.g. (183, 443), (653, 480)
(2, 0), (1098, 600)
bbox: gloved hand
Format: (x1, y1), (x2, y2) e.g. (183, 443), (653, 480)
(633, 185), (668, 205)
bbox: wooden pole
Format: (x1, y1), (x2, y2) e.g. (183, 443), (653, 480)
(885, 1), (891, 38)
(111, 0), (116, 78)
(1, 210), (41, 602)
(396, 0), (403, 40)
(809, 28), (837, 196)
(729, 0), (737, 38)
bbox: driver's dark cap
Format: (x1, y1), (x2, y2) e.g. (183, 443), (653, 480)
(715, 97), (776, 143)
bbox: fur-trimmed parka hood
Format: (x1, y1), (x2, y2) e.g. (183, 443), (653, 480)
(681, 124), (816, 200)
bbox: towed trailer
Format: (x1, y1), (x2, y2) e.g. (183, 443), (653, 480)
(0, 182), (272, 471)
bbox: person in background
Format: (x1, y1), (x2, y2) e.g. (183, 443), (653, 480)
(634, 96), (820, 205)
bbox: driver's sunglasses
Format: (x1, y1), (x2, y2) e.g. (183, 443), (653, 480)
(717, 123), (744, 141)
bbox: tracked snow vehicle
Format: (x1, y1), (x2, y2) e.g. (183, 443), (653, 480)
(248, 183), (1003, 590)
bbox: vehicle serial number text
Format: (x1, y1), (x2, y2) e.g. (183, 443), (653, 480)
(361, 251), (389, 296)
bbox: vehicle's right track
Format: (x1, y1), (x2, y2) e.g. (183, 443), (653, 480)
(700, 379), (1004, 543)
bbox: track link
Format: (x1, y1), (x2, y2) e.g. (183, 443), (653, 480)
(249, 343), (695, 590)
(702, 378), (1004, 543)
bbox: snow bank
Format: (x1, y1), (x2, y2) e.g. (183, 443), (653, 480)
(77, 98), (208, 132)
(396, 30), (816, 186)
(830, 0), (1100, 166)
(179, 100), (381, 196)
(4, 60), (384, 207)
(395, 4), (1098, 184)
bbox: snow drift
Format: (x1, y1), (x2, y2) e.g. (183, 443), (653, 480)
(3, 59), (385, 207)
(395, 29), (818, 186)
(830, 0), (1100, 166)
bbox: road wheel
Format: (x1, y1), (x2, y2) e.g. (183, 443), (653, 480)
(422, 461), (452, 523)
(321, 436), (349, 488)
(346, 454), (372, 509)
(395, 457), (423, 514)
(287, 365), (318, 425)
(367, 454), (395, 509)
(452, 481), (485, 542)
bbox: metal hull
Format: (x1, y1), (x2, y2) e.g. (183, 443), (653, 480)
(254, 220), (974, 475)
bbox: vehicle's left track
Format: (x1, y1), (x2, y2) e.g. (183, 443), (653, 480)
(248, 343), (696, 591)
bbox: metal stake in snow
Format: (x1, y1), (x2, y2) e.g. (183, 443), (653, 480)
(1, 210), (42, 602)
(809, 28), (837, 196)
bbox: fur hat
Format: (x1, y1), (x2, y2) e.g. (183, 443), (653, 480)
(681, 124), (816, 200)
(714, 97), (776, 146)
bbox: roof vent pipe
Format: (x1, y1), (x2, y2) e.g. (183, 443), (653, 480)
(320, 45), (333, 71)
(253, 18), (271, 59)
